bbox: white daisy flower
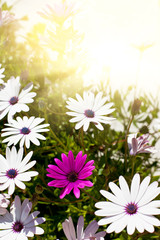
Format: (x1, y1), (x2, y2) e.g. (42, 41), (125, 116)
(0, 63), (5, 84)
(0, 146), (38, 195)
(0, 195), (45, 240)
(62, 216), (106, 240)
(1, 116), (50, 149)
(66, 92), (115, 131)
(0, 193), (10, 215)
(95, 173), (160, 235)
(0, 76), (36, 122)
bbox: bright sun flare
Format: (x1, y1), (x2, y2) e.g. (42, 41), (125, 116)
(10, 0), (160, 95)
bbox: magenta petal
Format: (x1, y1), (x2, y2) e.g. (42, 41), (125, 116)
(78, 171), (93, 179)
(83, 160), (94, 169)
(73, 186), (80, 198)
(46, 169), (67, 180)
(78, 163), (95, 179)
(60, 186), (69, 199)
(61, 153), (69, 165)
(48, 164), (67, 175)
(68, 151), (75, 171)
(66, 182), (75, 195)
(79, 165), (95, 174)
(48, 179), (68, 187)
(54, 158), (70, 173)
(78, 180), (93, 188)
(75, 153), (87, 173)
(60, 182), (74, 199)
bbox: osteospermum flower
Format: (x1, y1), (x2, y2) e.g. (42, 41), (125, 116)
(62, 216), (106, 240)
(66, 92), (115, 131)
(0, 8), (15, 26)
(1, 116), (50, 148)
(0, 77), (36, 122)
(0, 195), (45, 239)
(0, 193), (10, 215)
(38, 0), (76, 23)
(0, 64), (5, 84)
(95, 173), (160, 235)
(127, 133), (155, 155)
(0, 146), (38, 195)
(47, 151), (95, 199)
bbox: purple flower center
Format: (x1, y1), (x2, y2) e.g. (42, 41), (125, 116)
(125, 203), (138, 215)
(84, 109), (95, 118)
(21, 127), (30, 135)
(9, 96), (18, 105)
(67, 171), (78, 182)
(6, 169), (17, 179)
(12, 221), (23, 232)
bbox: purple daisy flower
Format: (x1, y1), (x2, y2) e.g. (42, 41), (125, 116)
(46, 151), (95, 199)
(127, 133), (156, 156)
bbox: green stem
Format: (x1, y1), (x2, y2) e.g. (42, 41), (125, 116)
(38, 196), (89, 205)
(131, 155), (136, 177)
(124, 115), (134, 172)
(78, 127), (86, 153)
(81, 189), (98, 202)
(49, 126), (66, 149)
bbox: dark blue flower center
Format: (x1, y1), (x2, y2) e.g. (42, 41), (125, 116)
(125, 203), (137, 215)
(6, 169), (17, 179)
(67, 171), (78, 182)
(12, 221), (23, 232)
(84, 109), (95, 118)
(9, 96), (18, 105)
(21, 127), (30, 135)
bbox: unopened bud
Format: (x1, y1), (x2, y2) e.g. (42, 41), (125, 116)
(131, 99), (141, 115)
(140, 125), (149, 134)
(35, 184), (44, 194)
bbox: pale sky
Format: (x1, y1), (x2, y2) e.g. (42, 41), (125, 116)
(2, 0), (160, 95)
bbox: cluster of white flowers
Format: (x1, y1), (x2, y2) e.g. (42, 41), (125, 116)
(0, 65), (49, 239)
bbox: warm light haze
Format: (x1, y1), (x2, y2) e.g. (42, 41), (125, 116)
(4, 0), (160, 95)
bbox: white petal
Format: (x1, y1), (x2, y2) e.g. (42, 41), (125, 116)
(10, 195), (21, 221)
(97, 213), (126, 225)
(23, 211), (40, 225)
(14, 178), (26, 190)
(131, 173), (140, 202)
(77, 216), (84, 240)
(135, 176), (150, 203)
(119, 175), (131, 203)
(8, 180), (15, 195)
(138, 182), (160, 206)
(126, 215), (136, 235)
(20, 202), (32, 222)
(84, 220), (99, 237)
(106, 214), (128, 234)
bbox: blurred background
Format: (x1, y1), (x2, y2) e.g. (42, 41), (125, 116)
(2, 0), (160, 95)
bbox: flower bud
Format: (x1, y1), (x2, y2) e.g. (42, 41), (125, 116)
(35, 184), (44, 194)
(131, 99), (141, 115)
